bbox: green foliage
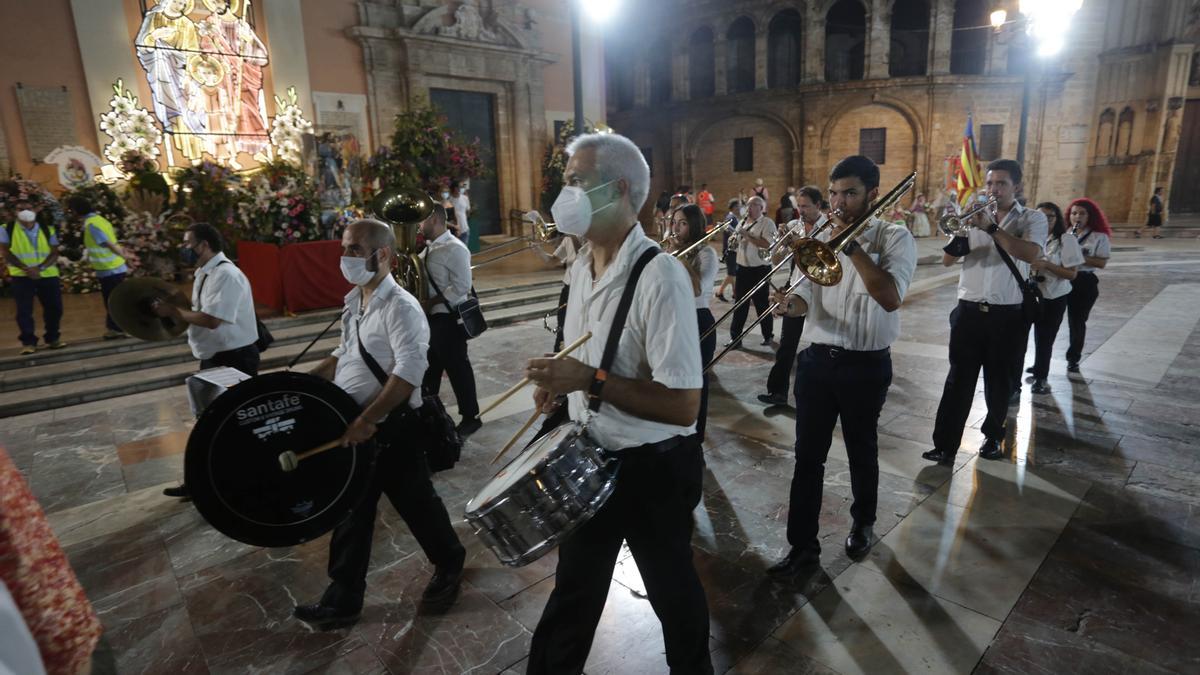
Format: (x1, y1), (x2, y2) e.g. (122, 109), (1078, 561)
(366, 100), (485, 197)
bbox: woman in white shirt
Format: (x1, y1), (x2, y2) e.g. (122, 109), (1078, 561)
(1027, 202), (1084, 394)
(1065, 198), (1112, 372)
(668, 204), (719, 440)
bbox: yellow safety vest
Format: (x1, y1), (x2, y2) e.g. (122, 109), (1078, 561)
(6, 223), (59, 278)
(83, 214), (126, 272)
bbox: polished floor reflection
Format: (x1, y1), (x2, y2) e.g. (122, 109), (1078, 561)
(2, 240), (1198, 673)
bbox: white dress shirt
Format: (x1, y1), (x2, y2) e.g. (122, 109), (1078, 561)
(692, 245), (720, 310)
(1075, 229), (1111, 273)
(563, 225), (703, 450)
(453, 193), (470, 236)
(790, 218), (917, 351)
(553, 236), (578, 284)
(421, 230), (472, 314)
(188, 252), (258, 360)
(735, 216), (776, 268)
(331, 274), (428, 410)
(956, 202), (1048, 305)
(1038, 234), (1085, 300)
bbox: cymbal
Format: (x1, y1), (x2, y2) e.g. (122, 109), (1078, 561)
(109, 277), (191, 341)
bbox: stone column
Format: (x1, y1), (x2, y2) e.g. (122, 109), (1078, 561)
(756, 25), (769, 89)
(674, 44), (688, 102)
(803, 5), (825, 83)
(715, 36), (728, 96)
(929, 0), (954, 75)
(865, 1), (891, 80)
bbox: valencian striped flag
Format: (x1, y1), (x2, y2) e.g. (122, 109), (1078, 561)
(955, 115), (984, 208)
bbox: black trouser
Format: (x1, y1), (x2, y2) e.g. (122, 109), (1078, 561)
(1031, 295), (1070, 380)
(766, 315), (806, 398)
(932, 301), (1024, 454)
(11, 276), (62, 346)
(321, 416), (465, 610)
(200, 343), (260, 376)
(423, 313), (479, 420)
(553, 283), (569, 352)
(1066, 271), (1099, 365)
(98, 272), (126, 332)
(1009, 316), (1033, 394)
(528, 439), (712, 675)
(730, 264), (772, 342)
(787, 345), (892, 549)
(697, 308), (716, 440)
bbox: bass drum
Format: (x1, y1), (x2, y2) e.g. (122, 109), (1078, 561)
(185, 371), (375, 548)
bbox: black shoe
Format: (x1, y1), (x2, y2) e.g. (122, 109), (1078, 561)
(162, 484), (190, 499)
(723, 339), (742, 350)
(1066, 361), (1080, 373)
(293, 602), (361, 629)
(1031, 379), (1051, 395)
(845, 523), (874, 561)
(456, 417), (482, 437)
(1009, 389), (1021, 406)
(1025, 366), (1035, 374)
(921, 448), (955, 466)
(716, 291), (728, 302)
(757, 392), (788, 406)
(761, 335), (774, 346)
(421, 565), (464, 608)
(766, 544), (820, 578)
(979, 438), (1004, 460)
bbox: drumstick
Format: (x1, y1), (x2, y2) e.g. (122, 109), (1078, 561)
(477, 331), (592, 419)
(490, 407), (542, 465)
(278, 438), (344, 472)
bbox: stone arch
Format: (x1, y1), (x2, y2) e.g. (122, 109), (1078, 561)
(889, 0), (929, 77)
(1095, 108), (1116, 159)
(688, 25), (717, 99)
(826, 0), (867, 82)
(1117, 106), (1135, 155)
(726, 16), (757, 94)
(768, 9), (804, 88)
(684, 111), (800, 204)
(819, 98), (923, 192)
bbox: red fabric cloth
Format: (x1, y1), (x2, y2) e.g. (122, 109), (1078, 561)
(0, 448), (102, 674)
(237, 241), (284, 311)
(280, 240), (352, 312)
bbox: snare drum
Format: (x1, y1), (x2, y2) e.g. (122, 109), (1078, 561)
(465, 423), (618, 567)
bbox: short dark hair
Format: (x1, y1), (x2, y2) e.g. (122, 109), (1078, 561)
(1154, 186), (1163, 193)
(727, 198), (741, 210)
(829, 155), (880, 191)
(797, 185), (823, 206)
(66, 196), (92, 215)
(188, 222), (224, 254)
(986, 158), (1023, 185)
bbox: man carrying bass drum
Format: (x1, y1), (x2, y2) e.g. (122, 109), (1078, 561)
(292, 219), (465, 629)
(522, 133), (713, 674)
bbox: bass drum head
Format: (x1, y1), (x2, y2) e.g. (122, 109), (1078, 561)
(466, 422), (575, 514)
(185, 371), (374, 548)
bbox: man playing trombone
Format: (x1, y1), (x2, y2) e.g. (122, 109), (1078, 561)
(727, 195), (777, 348)
(767, 156), (917, 576)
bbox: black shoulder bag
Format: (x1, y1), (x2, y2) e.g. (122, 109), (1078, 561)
(202, 259), (275, 352)
(354, 318), (461, 472)
(427, 248), (488, 339)
(993, 237), (1043, 324)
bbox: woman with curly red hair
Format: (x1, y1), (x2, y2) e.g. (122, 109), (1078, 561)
(1065, 198), (1112, 372)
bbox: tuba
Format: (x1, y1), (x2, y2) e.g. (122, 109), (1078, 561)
(370, 187), (435, 304)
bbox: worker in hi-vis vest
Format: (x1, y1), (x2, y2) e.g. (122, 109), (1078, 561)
(1, 200), (65, 354)
(67, 196), (133, 340)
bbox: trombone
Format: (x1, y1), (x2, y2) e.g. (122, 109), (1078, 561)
(470, 218), (558, 270)
(938, 197), (998, 237)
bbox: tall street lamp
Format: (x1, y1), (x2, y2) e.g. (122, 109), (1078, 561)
(571, 0), (621, 137)
(992, 0), (1084, 165)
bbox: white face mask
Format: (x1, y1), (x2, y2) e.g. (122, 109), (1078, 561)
(340, 251), (379, 286)
(550, 180), (616, 237)
(16, 210), (36, 223)
(441, 191), (450, 200)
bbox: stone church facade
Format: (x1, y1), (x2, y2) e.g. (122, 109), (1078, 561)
(604, 0), (1200, 227)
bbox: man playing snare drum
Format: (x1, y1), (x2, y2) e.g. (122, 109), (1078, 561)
(522, 133), (713, 674)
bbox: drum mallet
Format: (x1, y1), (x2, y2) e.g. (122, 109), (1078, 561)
(278, 438), (344, 472)
(490, 407), (543, 465)
(477, 331), (592, 419)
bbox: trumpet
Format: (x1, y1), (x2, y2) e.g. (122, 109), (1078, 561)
(470, 218), (558, 270)
(938, 197), (998, 237)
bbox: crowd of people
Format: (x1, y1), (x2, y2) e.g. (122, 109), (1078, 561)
(0, 127), (1139, 674)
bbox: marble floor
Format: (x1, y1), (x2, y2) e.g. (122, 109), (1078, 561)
(2, 239), (1198, 674)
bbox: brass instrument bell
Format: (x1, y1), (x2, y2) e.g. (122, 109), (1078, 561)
(370, 187), (436, 302)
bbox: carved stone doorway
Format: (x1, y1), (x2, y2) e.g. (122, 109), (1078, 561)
(432, 88), (500, 236)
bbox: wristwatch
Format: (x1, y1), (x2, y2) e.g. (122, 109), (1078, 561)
(985, 222), (1000, 235)
(843, 239), (861, 256)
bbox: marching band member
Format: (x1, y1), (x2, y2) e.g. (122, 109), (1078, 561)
(1024, 202), (1083, 394)
(766, 156), (917, 575)
(1064, 197), (1112, 373)
(715, 198), (741, 302)
(293, 219), (465, 629)
(758, 185), (826, 407)
(668, 203), (720, 439)
(524, 133), (712, 674)
(923, 159), (1047, 465)
(727, 195), (777, 348)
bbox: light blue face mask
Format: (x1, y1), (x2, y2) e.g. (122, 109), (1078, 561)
(550, 179), (617, 237)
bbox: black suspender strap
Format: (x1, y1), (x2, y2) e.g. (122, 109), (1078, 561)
(587, 247), (660, 413)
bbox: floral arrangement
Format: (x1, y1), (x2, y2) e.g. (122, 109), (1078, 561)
(120, 150), (170, 203)
(171, 161), (243, 244)
(270, 87), (314, 165)
(236, 161), (322, 244)
(365, 100), (485, 196)
(120, 192), (180, 282)
(98, 80), (163, 167)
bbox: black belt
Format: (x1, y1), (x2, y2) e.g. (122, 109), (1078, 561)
(809, 343), (890, 361)
(605, 434), (690, 457)
(958, 300), (1021, 313)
